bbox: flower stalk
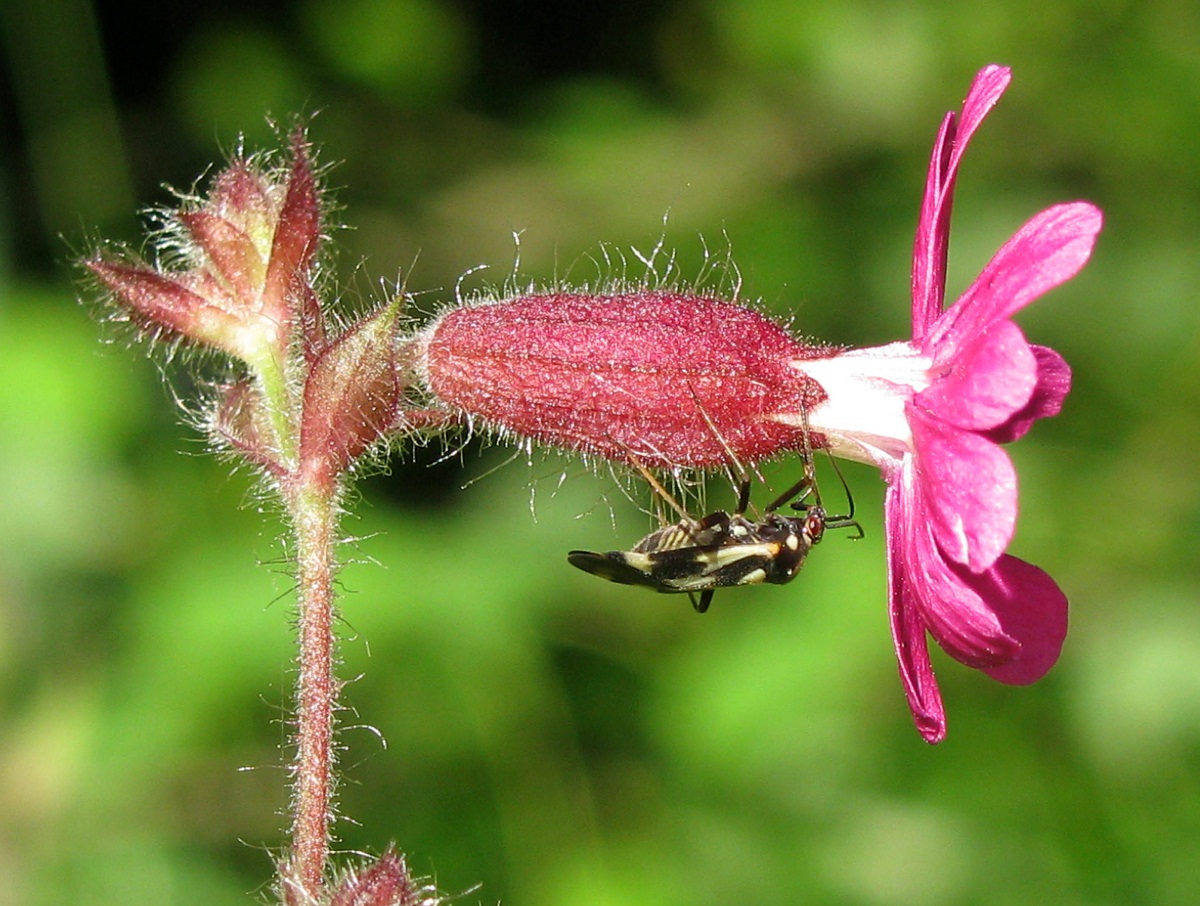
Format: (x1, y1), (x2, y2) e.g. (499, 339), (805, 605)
(85, 127), (427, 902)
(287, 481), (338, 895)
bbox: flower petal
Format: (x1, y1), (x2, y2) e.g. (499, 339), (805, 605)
(973, 555), (1069, 684)
(954, 65), (1013, 159)
(886, 474), (947, 744)
(986, 345), (1072, 443)
(911, 65), (1012, 343)
(911, 111), (954, 340)
(920, 319), (1036, 431)
(909, 405), (1017, 571)
(928, 203), (1103, 355)
(903, 488), (1020, 669)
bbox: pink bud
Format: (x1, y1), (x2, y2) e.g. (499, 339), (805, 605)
(86, 128), (322, 364)
(416, 291), (835, 468)
(214, 379), (288, 477)
(87, 261), (253, 352)
(262, 130), (322, 350)
(328, 848), (438, 906)
(300, 301), (403, 487)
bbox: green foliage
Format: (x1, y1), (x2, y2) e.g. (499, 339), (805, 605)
(3, 1), (1199, 903)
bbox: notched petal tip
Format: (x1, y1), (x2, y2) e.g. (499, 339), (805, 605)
(911, 64), (1014, 342)
(987, 344), (1071, 443)
(978, 555), (1069, 685)
(960, 65), (1012, 127)
(917, 715), (948, 745)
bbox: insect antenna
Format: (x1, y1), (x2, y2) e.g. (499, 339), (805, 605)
(815, 452), (865, 539)
(792, 401), (864, 539)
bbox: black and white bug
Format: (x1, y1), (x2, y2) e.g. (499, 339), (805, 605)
(568, 463), (861, 613)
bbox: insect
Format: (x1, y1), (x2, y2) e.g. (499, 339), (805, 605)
(568, 460), (862, 613)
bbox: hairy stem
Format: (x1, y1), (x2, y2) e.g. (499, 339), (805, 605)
(250, 344), (300, 468)
(285, 480), (339, 895)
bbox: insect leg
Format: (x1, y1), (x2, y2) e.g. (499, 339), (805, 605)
(763, 475), (814, 513)
(622, 449), (697, 525)
(683, 383), (766, 514)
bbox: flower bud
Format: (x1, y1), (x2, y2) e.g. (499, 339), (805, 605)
(213, 378), (287, 476)
(299, 300), (403, 486)
(414, 291), (836, 468)
(327, 848), (439, 906)
(86, 129), (321, 369)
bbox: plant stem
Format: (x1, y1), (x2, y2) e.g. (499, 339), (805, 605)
(251, 344), (300, 468)
(285, 479), (339, 896)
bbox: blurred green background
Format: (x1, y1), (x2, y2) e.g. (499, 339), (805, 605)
(2, 1), (1199, 904)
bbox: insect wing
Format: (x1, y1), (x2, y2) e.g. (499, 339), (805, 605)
(666, 538), (785, 590)
(568, 509), (740, 591)
(660, 513), (819, 591)
(629, 511), (732, 554)
(566, 542), (750, 594)
(567, 549), (666, 590)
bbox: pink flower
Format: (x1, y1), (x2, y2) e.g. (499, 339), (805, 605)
(801, 65), (1102, 742)
(411, 65), (1101, 743)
